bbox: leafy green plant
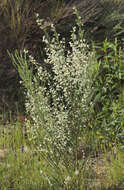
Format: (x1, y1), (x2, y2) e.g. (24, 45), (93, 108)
(90, 38), (124, 146)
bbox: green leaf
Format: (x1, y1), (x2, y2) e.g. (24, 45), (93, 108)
(94, 93), (101, 103)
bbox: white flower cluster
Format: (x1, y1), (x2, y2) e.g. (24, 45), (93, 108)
(24, 17), (95, 152)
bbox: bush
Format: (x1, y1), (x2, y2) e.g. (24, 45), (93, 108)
(9, 10), (96, 189)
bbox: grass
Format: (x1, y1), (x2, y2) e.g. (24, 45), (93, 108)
(0, 120), (48, 189)
(0, 119), (123, 190)
(0, 0), (34, 38)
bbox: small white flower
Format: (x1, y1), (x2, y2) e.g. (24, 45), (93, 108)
(40, 170), (43, 175)
(35, 13), (39, 18)
(7, 164), (11, 168)
(24, 146), (28, 152)
(64, 176), (71, 185)
(23, 49), (28, 54)
(75, 170), (79, 176)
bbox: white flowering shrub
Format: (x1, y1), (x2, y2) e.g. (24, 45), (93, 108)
(8, 10), (98, 188)
(9, 10), (96, 161)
